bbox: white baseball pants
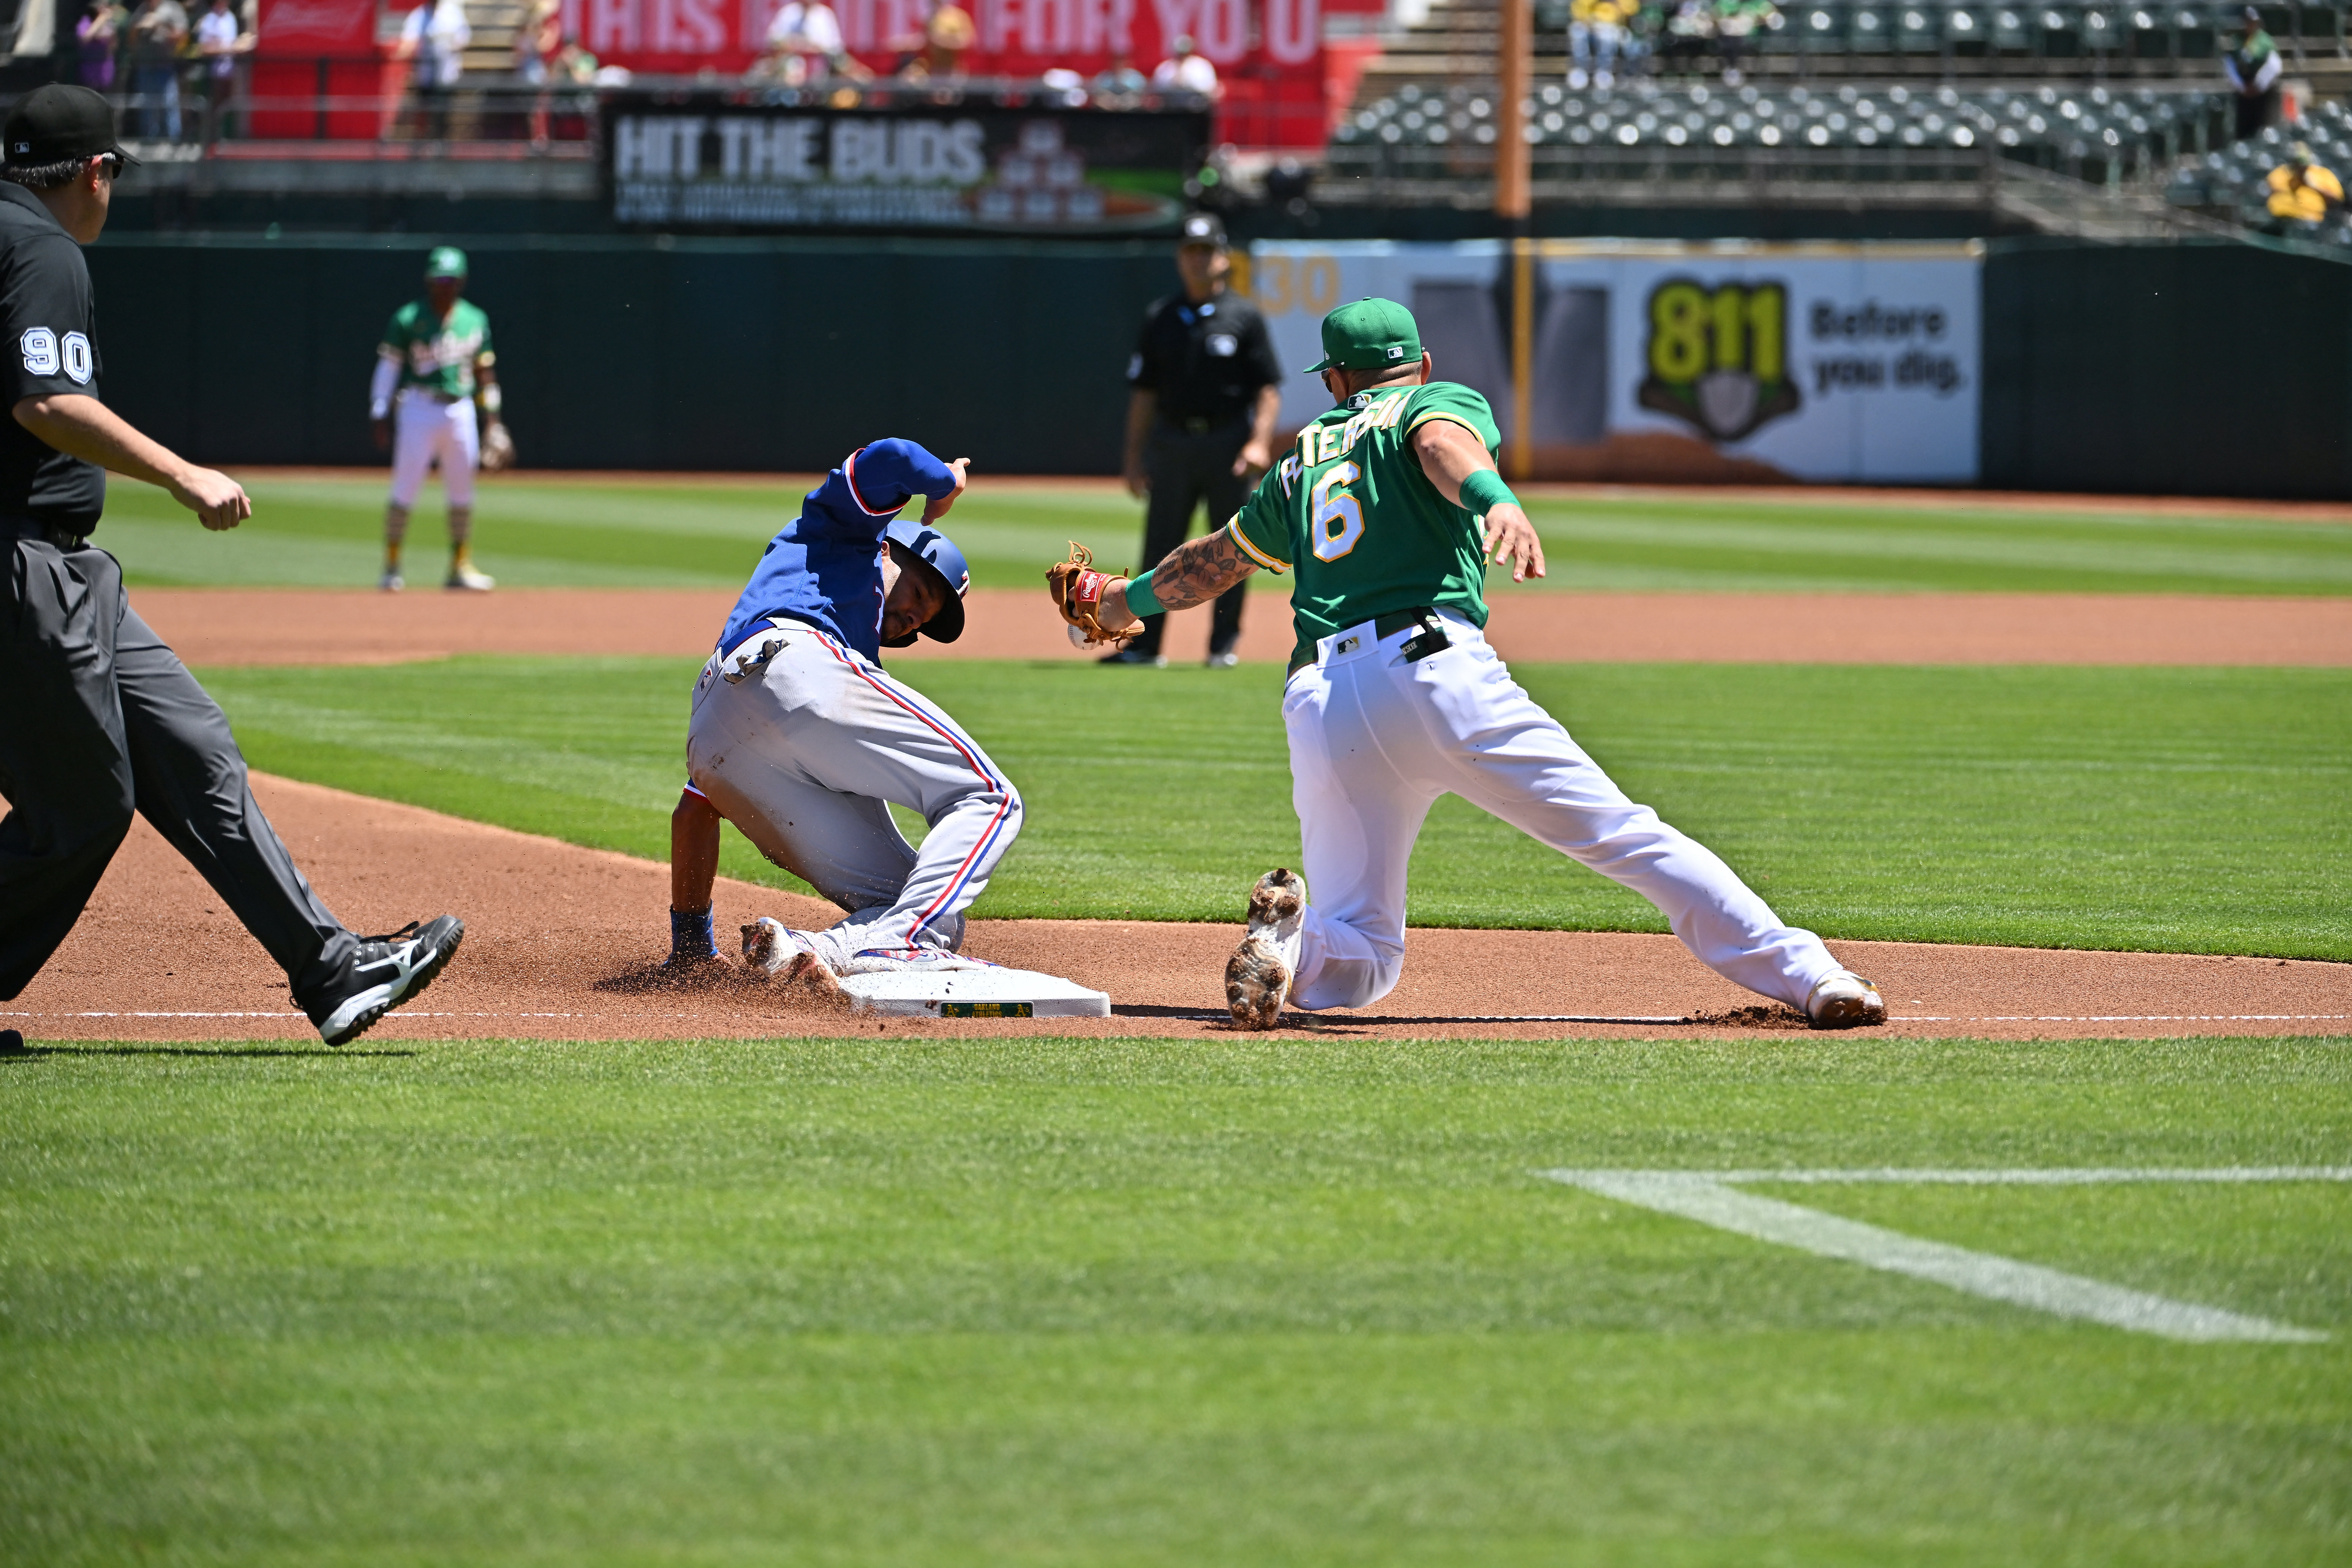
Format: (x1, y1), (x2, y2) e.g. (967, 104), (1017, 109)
(1281, 610), (1846, 1013)
(685, 620), (1022, 960)
(387, 389), (478, 509)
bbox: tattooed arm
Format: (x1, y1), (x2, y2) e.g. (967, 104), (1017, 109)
(1096, 528), (1257, 636)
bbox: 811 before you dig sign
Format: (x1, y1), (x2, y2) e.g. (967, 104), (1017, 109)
(1249, 239), (1983, 484)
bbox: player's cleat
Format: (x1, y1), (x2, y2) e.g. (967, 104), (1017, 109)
(1225, 867), (1306, 1031)
(312, 915), (465, 1046)
(445, 563), (496, 592)
(1098, 647), (1167, 668)
(379, 569), (404, 593)
(839, 947), (998, 975)
(1205, 649), (1240, 669)
(1804, 971), (1887, 1029)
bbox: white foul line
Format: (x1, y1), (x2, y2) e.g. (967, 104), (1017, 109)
(1536, 1167), (2347, 1343)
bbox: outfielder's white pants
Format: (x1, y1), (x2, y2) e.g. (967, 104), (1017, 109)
(388, 389), (478, 509)
(685, 619), (1022, 961)
(1282, 610), (1846, 1013)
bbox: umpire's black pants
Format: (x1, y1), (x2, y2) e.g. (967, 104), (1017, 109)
(0, 525), (356, 1013)
(1132, 420), (1252, 660)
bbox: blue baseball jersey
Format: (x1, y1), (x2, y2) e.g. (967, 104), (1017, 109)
(719, 439), (961, 662)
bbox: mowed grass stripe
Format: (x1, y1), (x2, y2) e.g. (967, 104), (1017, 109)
(193, 657), (2352, 960)
(92, 473), (2352, 594)
(2, 1036), (2347, 1564)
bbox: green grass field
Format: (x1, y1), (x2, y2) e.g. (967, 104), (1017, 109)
(4, 1035), (2347, 1565)
(197, 656), (2352, 959)
(11, 477), (2346, 1564)
(98, 473), (2352, 595)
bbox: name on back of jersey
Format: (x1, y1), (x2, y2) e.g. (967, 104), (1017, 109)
(1295, 389), (1412, 476)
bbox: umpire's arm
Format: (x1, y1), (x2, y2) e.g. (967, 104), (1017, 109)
(15, 393), (251, 530)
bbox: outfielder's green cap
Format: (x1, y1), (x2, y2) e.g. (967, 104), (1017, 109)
(1304, 297), (1423, 374)
(424, 245), (468, 280)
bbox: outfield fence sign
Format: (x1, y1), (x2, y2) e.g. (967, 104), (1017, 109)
(1248, 240), (1983, 485)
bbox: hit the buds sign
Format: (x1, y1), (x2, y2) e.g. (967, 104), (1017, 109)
(607, 95), (1208, 229)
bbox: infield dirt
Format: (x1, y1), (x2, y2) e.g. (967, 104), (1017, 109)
(9, 776), (2344, 1046)
(129, 587), (2352, 667)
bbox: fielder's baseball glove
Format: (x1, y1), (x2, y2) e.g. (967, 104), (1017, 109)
(1046, 541), (1139, 646)
(479, 420), (517, 473)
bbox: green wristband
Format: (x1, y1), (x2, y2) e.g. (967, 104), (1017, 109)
(1458, 468), (1520, 517)
(1123, 568), (1163, 618)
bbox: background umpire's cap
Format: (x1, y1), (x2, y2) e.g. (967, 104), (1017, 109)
(1178, 212), (1228, 249)
(880, 516), (972, 647)
(5, 84), (133, 168)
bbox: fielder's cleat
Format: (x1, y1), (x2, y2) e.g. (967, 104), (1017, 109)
(378, 569), (405, 593)
(1097, 647), (1167, 668)
(1804, 971), (1887, 1030)
(1205, 649), (1241, 669)
(1225, 867), (1306, 1031)
(313, 915), (465, 1046)
(445, 563), (496, 592)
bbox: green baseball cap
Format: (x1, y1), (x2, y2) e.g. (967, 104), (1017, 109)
(424, 246), (468, 280)
(1304, 297), (1423, 374)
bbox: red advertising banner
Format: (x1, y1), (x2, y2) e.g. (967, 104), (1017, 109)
(249, 0), (1330, 147)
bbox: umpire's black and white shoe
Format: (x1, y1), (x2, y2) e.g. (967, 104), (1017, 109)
(313, 916), (465, 1046)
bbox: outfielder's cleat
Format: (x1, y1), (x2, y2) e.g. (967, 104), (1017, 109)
(1225, 867), (1306, 1031)
(445, 564), (496, 592)
(313, 915), (465, 1046)
(1205, 650), (1240, 669)
(1098, 647), (1167, 668)
(1804, 971), (1887, 1030)
(378, 569), (404, 593)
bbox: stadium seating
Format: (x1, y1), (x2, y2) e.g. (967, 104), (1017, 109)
(1331, 77), (2230, 182)
(2162, 96), (2352, 237)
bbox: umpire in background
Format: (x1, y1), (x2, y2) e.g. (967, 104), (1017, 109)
(0, 85), (462, 1047)
(1110, 211), (1282, 667)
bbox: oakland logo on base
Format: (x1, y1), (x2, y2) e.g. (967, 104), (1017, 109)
(1635, 277), (1800, 443)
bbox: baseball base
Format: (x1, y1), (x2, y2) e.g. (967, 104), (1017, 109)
(837, 966), (1111, 1018)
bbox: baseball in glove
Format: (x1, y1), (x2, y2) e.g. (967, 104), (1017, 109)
(479, 420), (517, 473)
(1046, 541), (1140, 647)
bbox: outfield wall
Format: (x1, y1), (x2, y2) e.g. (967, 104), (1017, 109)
(85, 231), (2352, 497)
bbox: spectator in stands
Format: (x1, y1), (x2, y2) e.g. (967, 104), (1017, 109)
(1152, 35), (1219, 96)
(75, 0), (126, 92)
(1094, 51), (1147, 102)
(2265, 142), (2344, 234)
(1715, 0), (1774, 86)
(2224, 6), (2282, 141)
(395, 0), (471, 141)
(126, 0), (187, 139)
(1659, 0), (1714, 75)
(194, 0), (250, 138)
(515, 0), (559, 147)
(1568, 0), (1629, 89)
(764, 0), (843, 85)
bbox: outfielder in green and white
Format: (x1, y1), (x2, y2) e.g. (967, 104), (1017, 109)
(1067, 297), (1886, 1031)
(368, 246), (506, 591)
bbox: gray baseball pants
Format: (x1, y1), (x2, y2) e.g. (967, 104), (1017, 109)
(0, 528), (357, 1008)
(685, 619), (1022, 961)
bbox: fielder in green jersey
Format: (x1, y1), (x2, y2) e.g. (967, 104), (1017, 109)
(368, 246), (507, 593)
(379, 294), (492, 400)
(1226, 378), (1502, 670)
(1055, 296), (1886, 1035)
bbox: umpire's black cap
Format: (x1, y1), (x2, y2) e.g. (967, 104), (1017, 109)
(5, 84), (134, 169)
(1178, 211), (1228, 249)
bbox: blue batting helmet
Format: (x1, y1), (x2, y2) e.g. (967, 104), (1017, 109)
(880, 515), (971, 646)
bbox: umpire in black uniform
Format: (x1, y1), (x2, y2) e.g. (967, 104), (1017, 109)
(1109, 211), (1282, 667)
(0, 85), (462, 1048)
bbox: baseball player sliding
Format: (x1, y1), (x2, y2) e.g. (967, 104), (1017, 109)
(665, 438), (1020, 994)
(368, 246), (512, 593)
(1051, 298), (1886, 1032)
